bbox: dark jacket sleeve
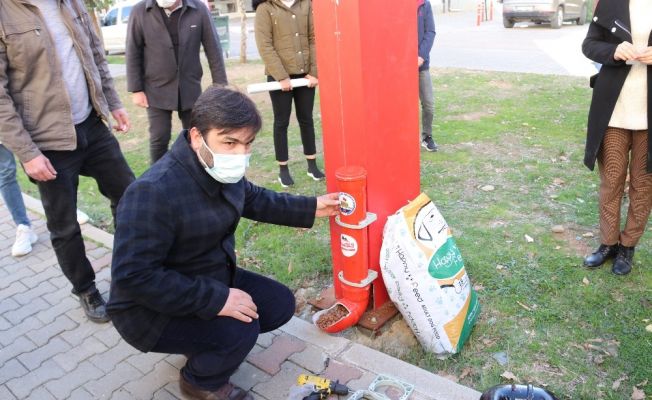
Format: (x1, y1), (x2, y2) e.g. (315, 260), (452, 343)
(242, 180), (317, 228)
(111, 180), (229, 319)
(200, 4), (228, 85)
(582, 21), (625, 67)
(126, 5), (145, 93)
(418, 2), (436, 59)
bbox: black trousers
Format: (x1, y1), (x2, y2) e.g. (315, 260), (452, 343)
(37, 112), (135, 294)
(267, 75), (317, 162)
(146, 107), (192, 164)
(150, 269), (295, 390)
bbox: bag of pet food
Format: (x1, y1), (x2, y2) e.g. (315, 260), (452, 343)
(379, 193), (480, 355)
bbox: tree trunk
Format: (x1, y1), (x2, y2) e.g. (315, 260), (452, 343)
(239, 0), (247, 63)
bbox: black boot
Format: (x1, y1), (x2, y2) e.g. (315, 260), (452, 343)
(79, 286), (110, 323)
(612, 245), (635, 275)
(583, 244), (618, 268)
(278, 164), (294, 187)
(306, 158), (325, 181)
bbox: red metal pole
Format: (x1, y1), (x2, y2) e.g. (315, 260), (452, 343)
(312, 0), (420, 310)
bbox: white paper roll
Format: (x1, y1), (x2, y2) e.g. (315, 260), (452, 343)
(246, 78), (310, 94)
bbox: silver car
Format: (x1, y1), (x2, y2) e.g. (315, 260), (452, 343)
(502, 0), (588, 29)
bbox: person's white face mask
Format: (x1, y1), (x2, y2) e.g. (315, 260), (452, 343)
(198, 137), (250, 184)
(156, 0), (178, 9)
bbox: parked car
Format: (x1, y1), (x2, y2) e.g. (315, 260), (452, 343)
(101, 0), (140, 54)
(502, 0), (587, 29)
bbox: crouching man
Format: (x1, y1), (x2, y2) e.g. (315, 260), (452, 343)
(107, 86), (338, 400)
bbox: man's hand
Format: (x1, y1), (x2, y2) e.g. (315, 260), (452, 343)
(316, 193), (340, 218)
(305, 74), (319, 88)
(111, 108), (131, 133)
(218, 288), (259, 323)
(279, 78), (292, 91)
(418, 56), (425, 67)
(23, 154), (57, 182)
(132, 92), (149, 108)
(637, 46), (652, 65)
(614, 41), (638, 62)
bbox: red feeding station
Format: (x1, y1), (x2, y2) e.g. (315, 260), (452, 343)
(310, 0), (421, 333)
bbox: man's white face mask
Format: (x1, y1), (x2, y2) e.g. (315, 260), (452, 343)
(156, 0), (178, 9)
(197, 137), (250, 184)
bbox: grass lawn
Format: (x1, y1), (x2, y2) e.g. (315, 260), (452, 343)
(16, 60), (652, 398)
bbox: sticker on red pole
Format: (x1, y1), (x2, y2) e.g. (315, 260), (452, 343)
(339, 193), (356, 216)
(340, 234), (358, 257)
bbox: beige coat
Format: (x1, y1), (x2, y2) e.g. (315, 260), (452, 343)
(254, 0), (317, 81)
(0, 0), (122, 163)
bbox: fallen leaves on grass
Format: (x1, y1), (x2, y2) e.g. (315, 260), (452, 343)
(287, 260), (293, 274)
(612, 375), (628, 390)
(459, 367), (473, 380)
(582, 277), (590, 285)
(552, 178), (565, 186)
(501, 371), (518, 381)
(631, 387), (645, 400)
(516, 301), (535, 311)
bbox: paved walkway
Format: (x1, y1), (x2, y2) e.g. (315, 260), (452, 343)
(0, 194), (481, 400)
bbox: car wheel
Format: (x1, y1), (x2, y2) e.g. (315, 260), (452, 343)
(551, 7), (563, 29)
(503, 16), (514, 28)
(577, 4), (587, 25)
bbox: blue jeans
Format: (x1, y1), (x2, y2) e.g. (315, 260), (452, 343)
(151, 269), (295, 390)
(419, 69), (435, 139)
(36, 112), (135, 294)
(0, 144), (30, 227)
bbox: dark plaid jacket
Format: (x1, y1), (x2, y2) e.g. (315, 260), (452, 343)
(107, 131), (316, 352)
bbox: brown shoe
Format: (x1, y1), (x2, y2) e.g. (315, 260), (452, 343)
(179, 373), (253, 400)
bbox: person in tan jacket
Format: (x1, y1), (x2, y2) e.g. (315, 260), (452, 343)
(0, 0), (135, 322)
(254, 0), (325, 187)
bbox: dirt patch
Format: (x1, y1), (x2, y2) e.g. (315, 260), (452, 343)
(550, 224), (593, 257)
(488, 80), (513, 90)
(353, 319), (419, 358)
(444, 111), (494, 121)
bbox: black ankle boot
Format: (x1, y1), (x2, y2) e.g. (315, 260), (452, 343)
(278, 165), (294, 187)
(612, 245), (635, 275)
(306, 158), (325, 181)
(584, 244), (618, 268)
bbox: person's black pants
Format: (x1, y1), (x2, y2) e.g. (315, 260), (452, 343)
(150, 269), (295, 390)
(267, 75), (317, 162)
(37, 112), (135, 295)
(146, 107), (192, 164)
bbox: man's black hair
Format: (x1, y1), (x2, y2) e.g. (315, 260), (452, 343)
(191, 86), (262, 136)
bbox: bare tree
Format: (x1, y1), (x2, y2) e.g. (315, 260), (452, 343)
(238, 0), (247, 63)
(84, 0), (112, 41)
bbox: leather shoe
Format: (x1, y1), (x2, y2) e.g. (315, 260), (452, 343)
(612, 245), (635, 275)
(180, 373), (253, 400)
(583, 244), (618, 268)
(79, 286), (110, 323)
